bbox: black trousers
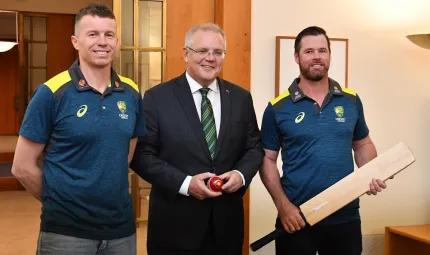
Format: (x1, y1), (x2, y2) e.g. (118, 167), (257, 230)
(147, 215), (242, 255)
(275, 220), (362, 255)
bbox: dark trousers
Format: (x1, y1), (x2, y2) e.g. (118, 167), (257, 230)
(147, 216), (242, 255)
(275, 220), (362, 255)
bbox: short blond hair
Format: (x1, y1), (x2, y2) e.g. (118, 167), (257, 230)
(184, 23), (227, 50)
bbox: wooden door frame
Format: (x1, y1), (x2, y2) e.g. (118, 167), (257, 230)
(17, 13), (26, 129)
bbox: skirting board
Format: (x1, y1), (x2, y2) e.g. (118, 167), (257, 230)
(0, 177), (25, 191)
(249, 234), (384, 255)
(0, 152), (14, 162)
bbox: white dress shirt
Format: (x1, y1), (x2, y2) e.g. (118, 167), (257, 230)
(178, 72), (245, 196)
(187, 72), (221, 137)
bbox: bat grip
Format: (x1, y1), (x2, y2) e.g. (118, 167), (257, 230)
(249, 228), (284, 252)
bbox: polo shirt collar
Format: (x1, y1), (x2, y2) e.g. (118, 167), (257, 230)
(288, 78), (306, 102)
(68, 60), (124, 93)
(288, 77), (344, 102)
(328, 78), (343, 96)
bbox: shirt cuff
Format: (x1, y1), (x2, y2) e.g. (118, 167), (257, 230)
(179, 175), (192, 196)
(233, 170), (245, 186)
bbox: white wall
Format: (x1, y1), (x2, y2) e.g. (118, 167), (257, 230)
(250, 0), (430, 252)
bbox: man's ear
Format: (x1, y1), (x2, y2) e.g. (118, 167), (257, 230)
(183, 48), (188, 63)
(294, 52), (299, 64)
(71, 35), (79, 50)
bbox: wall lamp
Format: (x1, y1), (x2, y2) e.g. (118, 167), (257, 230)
(406, 34), (430, 50)
(0, 10), (18, 53)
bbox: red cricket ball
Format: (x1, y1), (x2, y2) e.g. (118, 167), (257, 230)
(207, 176), (224, 192)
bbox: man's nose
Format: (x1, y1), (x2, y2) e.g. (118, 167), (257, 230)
(97, 35), (107, 45)
(313, 51), (323, 59)
(204, 51), (216, 61)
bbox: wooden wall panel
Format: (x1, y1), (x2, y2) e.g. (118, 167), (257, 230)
(215, 1), (251, 254)
(165, 0), (215, 80)
(0, 46), (19, 135)
(47, 14), (76, 80)
(215, 0), (251, 91)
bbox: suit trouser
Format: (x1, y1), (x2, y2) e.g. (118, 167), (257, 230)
(147, 215), (242, 255)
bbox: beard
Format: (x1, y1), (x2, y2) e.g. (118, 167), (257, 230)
(299, 62), (329, 81)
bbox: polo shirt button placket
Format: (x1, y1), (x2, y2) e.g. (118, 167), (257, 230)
(101, 102), (107, 121)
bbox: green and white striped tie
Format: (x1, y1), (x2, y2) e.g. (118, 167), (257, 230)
(200, 88), (217, 159)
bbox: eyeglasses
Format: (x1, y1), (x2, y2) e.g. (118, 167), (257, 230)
(186, 47), (226, 59)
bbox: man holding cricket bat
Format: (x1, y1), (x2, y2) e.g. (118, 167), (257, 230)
(259, 26), (388, 255)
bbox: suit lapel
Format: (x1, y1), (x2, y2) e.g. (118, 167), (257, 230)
(173, 73), (212, 161)
(214, 78), (231, 159)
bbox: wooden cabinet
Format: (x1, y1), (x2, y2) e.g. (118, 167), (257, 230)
(385, 225), (430, 255)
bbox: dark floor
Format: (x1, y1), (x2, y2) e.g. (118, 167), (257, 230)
(0, 162), (12, 177)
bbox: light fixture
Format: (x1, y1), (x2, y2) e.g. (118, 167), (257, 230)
(406, 34), (430, 50)
(0, 41), (17, 52)
(0, 10), (18, 53)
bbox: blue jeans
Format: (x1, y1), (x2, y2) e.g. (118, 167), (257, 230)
(36, 231), (136, 255)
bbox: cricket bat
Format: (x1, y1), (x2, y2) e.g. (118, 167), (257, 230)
(250, 142), (415, 252)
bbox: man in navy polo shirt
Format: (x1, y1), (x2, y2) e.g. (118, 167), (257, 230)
(11, 3), (146, 255)
(259, 26), (390, 255)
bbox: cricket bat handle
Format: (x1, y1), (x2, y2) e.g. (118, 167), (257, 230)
(250, 228), (284, 252)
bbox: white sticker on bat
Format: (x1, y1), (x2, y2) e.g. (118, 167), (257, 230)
(311, 201), (328, 212)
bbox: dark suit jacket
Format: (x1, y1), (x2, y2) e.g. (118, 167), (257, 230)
(130, 72), (264, 250)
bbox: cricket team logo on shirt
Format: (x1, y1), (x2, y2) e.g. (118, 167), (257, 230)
(117, 101), (129, 120)
(334, 106), (345, 122)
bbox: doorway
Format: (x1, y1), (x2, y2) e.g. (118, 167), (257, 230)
(0, 12), (76, 190)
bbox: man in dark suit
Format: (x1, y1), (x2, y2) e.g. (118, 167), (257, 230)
(130, 23), (264, 254)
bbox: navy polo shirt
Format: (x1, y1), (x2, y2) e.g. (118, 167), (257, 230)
(19, 60), (147, 240)
(261, 78), (369, 225)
